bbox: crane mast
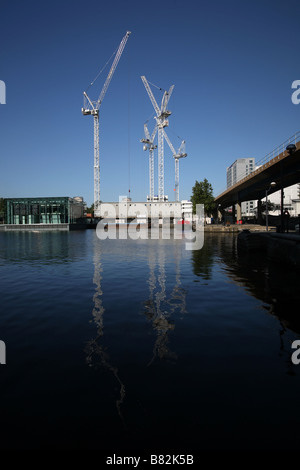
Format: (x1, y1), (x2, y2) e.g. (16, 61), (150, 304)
(141, 76), (174, 201)
(141, 123), (157, 201)
(162, 129), (187, 202)
(82, 31), (131, 214)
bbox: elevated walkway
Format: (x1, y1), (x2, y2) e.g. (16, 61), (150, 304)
(215, 131), (300, 209)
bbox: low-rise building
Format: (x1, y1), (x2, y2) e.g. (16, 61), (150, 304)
(181, 200), (193, 221)
(5, 196), (86, 225)
(263, 183), (300, 217)
(226, 158), (256, 217)
(98, 201), (181, 220)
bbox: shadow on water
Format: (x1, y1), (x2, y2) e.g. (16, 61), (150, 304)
(232, 236), (300, 334)
(191, 235), (215, 279)
(191, 233), (300, 382)
(232, 238), (300, 375)
(193, 233), (300, 335)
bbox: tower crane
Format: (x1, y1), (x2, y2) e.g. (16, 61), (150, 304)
(162, 129), (187, 202)
(140, 123), (157, 201)
(82, 31), (131, 215)
(141, 76), (174, 201)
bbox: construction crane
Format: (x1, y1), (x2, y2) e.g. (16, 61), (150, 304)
(82, 31), (131, 215)
(141, 76), (174, 201)
(162, 129), (187, 202)
(140, 123), (157, 201)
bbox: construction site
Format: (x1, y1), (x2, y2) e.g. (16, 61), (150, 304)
(81, 31), (188, 221)
(1, 31), (191, 229)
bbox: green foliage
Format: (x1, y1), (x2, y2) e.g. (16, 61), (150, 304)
(0, 198), (5, 212)
(191, 179), (215, 215)
(261, 201), (275, 212)
(0, 198), (6, 223)
(86, 203), (94, 215)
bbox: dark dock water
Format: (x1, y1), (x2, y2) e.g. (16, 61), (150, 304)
(0, 230), (300, 450)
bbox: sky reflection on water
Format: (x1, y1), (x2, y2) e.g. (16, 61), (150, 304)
(0, 230), (300, 450)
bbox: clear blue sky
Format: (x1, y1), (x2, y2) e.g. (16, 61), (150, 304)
(1, 0), (300, 206)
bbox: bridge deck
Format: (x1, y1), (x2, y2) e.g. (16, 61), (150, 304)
(216, 134), (300, 207)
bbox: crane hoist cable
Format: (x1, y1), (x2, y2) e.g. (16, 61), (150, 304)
(147, 80), (170, 93)
(168, 126), (184, 143)
(85, 47), (119, 93)
(144, 111), (156, 125)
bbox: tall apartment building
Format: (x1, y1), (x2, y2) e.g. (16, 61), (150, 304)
(226, 158), (255, 216)
(227, 158), (255, 188)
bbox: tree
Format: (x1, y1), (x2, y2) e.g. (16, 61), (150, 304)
(0, 198), (5, 223)
(261, 201), (275, 212)
(86, 203), (94, 215)
(191, 179), (215, 216)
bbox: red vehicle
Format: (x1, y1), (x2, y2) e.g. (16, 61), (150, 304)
(177, 219), (190, 225)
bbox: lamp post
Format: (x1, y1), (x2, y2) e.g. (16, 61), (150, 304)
(218, 204), (222, 224)
(286, 144), (297, 155)
(266, 181), (276, 232)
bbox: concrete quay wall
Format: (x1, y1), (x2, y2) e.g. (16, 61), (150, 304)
(0, 224), (69, 231)
(237, 230), (300, 270)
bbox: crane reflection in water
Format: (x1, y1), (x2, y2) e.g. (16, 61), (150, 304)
(144, 240), (187, 365)
(85, 235), (188, 423)
(85, 238), (126, 423)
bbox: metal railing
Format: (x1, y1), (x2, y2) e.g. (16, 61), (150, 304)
(257, 130), (300, 166)
(217, 130), (300, 197)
